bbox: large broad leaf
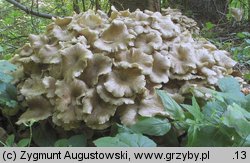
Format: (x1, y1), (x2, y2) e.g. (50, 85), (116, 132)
(54, 134), (87, 147)
(218, 76), (240, 93)
(222, 104), (250, 138)
(33, 124), (57, 147)
(94, 133), (156, 147)
(68, 134), (87, 147)
(117, 124), (134, 134)
(187, 124), (239, 147)
(244, 94), (250, 112)
(0, 60), (16, 72)
(54, 139), (69, 147)
(130, 117), (171, 136)
(0, 46), (3, 53)
(203, 100), (226, 124)
(5, 134), (15, 147)
(217, 77), (245, 104)
(0, 72), (13, 83)
(156, 90), (185, 120)
(0, 82), (5, 93)
(181, 97), (204, 122)
(17, 138), (30, 147)
(0, 83), (17, 108)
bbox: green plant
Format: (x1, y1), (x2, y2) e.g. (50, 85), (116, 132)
(0, 60), (18, 115)
(93, 117), (171, 147)
(231, 32), (250, 62)
(54, 134), (87, 147)
(94, 133), (157, 147)
(158, 76), (250, 146)
(94, 77), (250, 147)
(0, 134), (30, 147)
(0, 120), (35, 147)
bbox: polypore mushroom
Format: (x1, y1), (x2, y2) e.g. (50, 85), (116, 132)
(115, 48), (153, 75)
(17, 96), (52, 125)
(134, 30), (162, 54)
(13, 7), (237, 131)
(82, 89), (117, 129)
(80, 53), (112, 87)
(60, 43), (93, 78)
(94, 20), (134, 52)
(103, 64), (146, 97)
(119, 93), (169, 126)
(52, 78), (89, 129)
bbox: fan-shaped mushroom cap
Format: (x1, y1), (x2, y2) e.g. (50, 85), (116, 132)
(17, 43), (33, 57)
(119, 93), (169, 126)
(69, 10), (103, 32)
(60, 43), (93, 78)
(213, 50), (237, 68)
(94, 20), (134, 52)
(52, 16), (72, 27)
(82, 89), (117, 129)
(149, 51), (171, 83)
(115, 48), (153, 75)
(134, 31), (162, 54)
(80, 53), (112, 87)
(20, 75), (46, 98)
(150, 13), (181, 39)
(17, 96), (52, 125)
(169, 43), (197, 75)
(97, 85), (135, 106)
(103, 64), (146, 97)
(52, 79), (89, 129)
(29, 34), (48, 51)
(32, 44), (61, 64)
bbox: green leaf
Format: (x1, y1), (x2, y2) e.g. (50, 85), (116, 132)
(0, 72), (13, 83)
(244, 74), (250, 81)
(68, 134), (87, 147)
(0, 60), (16, 72)
(218, 76), (240, 93)
(217, 77), (245, 104)
(222, 104), (250, 138)
(0, 46), (3, 53)
(245, 39), (250, 45)
(187, 125), (239, 147)
(130, 117), (171, 136)
(94, 133), (156, 147)
(237, 32), (246, 39)
(245, 94), (250, 112)
(6, 134), (15, 147)
(117, 124), (134, 134)
(203, 100), (226, 123)
(182, 97), (204, 121)
(17, 138), (30, 147)
(242, 32), (250, 37)
(0, 82), (7, 94)
(54, 139), (69, 147)
(156, 90), (185, 120)
(33, 124), (57, 147)
(187, 125), (198, 146)
(205, 22), (215, 30)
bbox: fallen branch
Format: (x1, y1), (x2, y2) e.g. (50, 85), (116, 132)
(5, 0), (56, 19)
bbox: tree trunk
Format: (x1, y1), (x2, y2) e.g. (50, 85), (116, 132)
(110, 0), (161, 12)
(169, 0), (228, 23)
(73, 0), (80, 14)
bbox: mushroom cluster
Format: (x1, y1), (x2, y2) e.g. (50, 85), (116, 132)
(161, 7), (200, 34)
(12, 8), (236, 130)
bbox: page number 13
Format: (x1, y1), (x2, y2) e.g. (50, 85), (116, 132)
(234, 151), (246, 159)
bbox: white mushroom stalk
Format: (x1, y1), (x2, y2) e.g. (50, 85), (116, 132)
(12, 7), (236, 130)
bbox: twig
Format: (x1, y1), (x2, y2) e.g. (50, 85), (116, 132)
(5, 0), (56, 19)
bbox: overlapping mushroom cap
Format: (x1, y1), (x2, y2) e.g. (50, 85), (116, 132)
(12, 7), (236, 130)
